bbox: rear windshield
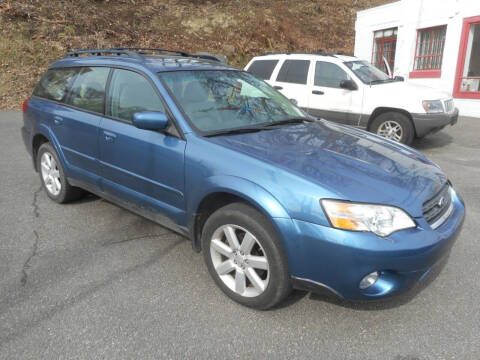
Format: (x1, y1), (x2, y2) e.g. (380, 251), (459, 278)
(33, 68), (79, 102)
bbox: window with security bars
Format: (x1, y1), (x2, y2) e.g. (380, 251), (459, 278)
(413, 26), (447, 71)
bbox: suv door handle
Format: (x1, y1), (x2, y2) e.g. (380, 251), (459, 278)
(274, 86), (283, 90)
(53, 116), (64, 125)
(103, 131), (117, 143)
(312, 90), (324, 95)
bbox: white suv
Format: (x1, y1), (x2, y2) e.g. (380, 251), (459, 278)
(245, 52), (459, 145)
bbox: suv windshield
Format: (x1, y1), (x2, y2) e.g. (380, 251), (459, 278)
(344, 60), (391, 84)
(159, 70), (305, 134)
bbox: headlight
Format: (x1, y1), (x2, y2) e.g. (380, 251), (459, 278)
(321, 200), (416, 237)
(422, 100), (444, 114)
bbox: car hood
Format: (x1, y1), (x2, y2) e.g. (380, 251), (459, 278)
(208, 121), (447, 217)
(368, 81), (451, 100)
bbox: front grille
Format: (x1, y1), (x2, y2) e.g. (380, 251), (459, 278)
(422, 183), (452, 225)
(444, 99), (454, 113)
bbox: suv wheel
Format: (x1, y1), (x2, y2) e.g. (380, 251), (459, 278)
(201, 203), (292, 309)
(370, 112), (414, 145)
(37, 143), (83, 203)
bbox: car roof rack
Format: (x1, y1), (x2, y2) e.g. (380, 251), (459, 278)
(64, 48), (224, 62)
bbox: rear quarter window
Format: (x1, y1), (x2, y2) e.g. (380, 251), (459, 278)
(276, 60), (310, 84)
(247, 60), (279, 80)
(33, 68), (79, 102)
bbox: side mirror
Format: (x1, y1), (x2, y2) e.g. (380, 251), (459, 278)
(339, 79), (358, 91)
(290, 98), (298, 106)
(133, 111), (169, 130)
(394, 76), (405, 82)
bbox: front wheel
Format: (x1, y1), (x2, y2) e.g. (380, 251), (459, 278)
(201, 203), (292, 309)
(370, 112), (415, 145)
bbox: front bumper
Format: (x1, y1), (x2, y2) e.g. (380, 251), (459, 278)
(412, 108), (459, 138)
(278, 189), (465, 301)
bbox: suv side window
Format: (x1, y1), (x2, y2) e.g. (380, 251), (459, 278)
(66, 67), (110, 114)
(247, 60), (279, 80)
(33, 68), (79, 102)
(276, 60), (310, 84)
(107, 69), (166, 122)
(314, 61), (351, 88)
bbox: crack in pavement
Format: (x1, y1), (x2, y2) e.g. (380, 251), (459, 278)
(21, 185), (43, 285)
(20, 230), (39, 286)
(0, 238), (185, 347)
(31, 186), (42, 218)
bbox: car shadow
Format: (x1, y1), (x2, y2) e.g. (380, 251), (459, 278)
(68, 192), (100, 205)
(277, 252), (451, 311)
(411, 131), (453, 151)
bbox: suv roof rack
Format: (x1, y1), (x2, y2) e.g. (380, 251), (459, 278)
(258, 50), (354, 58)
(64, 48), (225, 63)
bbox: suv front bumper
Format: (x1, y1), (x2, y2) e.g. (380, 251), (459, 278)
(412, 108), (459, 138)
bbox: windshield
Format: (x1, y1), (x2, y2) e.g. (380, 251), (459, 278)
(159, 70), (305, 134)
(344, 60), (391, 84)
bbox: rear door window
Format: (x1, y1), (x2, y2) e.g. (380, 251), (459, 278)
(247, 60), (279, 80)
(314, 61), (351, 88)
(107, 69), (166, 122)
(33, 68), (79, 102)
(66, 67), (110, 114)
(276, 60), (310, 84)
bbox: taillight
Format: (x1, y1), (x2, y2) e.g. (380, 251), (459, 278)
(22, 97), (30, 113)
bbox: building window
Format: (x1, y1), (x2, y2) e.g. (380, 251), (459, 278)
(372, 28), (397, 75)
(454, 16), (480, 99)
(410, 26), (447, 78)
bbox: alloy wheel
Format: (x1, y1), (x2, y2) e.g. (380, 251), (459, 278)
(40, 152), (61, 196)
(377, 120), (403, 142)
(210, 224), (269, 297)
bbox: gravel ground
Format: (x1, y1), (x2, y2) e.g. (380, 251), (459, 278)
(0, 111), (479, 359)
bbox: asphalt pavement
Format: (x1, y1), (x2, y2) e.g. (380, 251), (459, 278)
(0, 111), (479, 359)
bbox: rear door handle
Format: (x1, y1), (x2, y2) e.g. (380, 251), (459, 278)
(274, 86), (283, 90)
(103, 131), (117, 143)
(53, 116), (63, 125)
(312, 90), (324, 95)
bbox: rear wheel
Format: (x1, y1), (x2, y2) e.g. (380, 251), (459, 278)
(201, 203), (291, 309)
(370, 111), (414, 145)
(37, 142), (83, 203)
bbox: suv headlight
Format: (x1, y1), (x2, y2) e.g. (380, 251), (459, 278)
(422, 100), (444, 114)
(321, 200), (416, 237)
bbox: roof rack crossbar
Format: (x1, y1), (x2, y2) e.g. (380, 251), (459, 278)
(64, 49), (144, 60)
(64, 48), (224, 63)
(110, 47), (190, 57)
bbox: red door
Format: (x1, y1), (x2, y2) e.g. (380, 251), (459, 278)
(374, 37), (397, 75)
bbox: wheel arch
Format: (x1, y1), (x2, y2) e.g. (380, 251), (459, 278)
(31, 124), (67, 172)
(188, 176), (291, 253)
(367, 107), (417, 136)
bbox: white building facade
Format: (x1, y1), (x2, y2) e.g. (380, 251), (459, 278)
(355, 0), (480, 117)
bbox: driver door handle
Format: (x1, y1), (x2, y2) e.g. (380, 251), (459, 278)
(274, 86), (283, 90)
(312, 90), (324, 95)
(103, 131), (117, 143)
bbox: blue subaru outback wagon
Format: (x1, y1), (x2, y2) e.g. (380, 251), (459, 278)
(22, 48), (465, 309)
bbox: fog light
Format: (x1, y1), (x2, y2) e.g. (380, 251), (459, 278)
(359, 271), (380, 289)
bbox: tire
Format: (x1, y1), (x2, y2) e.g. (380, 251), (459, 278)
(201, 202), (292, 309)
(37, 142), (84, 203)
(370, 111), (415, 145)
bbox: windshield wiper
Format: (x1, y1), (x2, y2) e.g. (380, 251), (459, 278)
(204, 126), (267, 137)
(369, 78), (395, 85)
(204, 117), (314, 137)
(260, 117), (314, 128)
